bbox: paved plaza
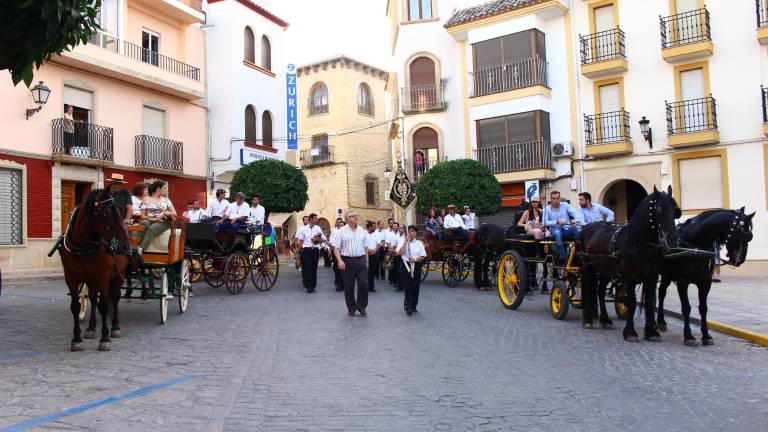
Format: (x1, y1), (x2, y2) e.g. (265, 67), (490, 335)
(1, 265), (767, 432)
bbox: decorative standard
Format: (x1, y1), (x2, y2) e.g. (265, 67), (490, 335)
(389, 165), (415, 209)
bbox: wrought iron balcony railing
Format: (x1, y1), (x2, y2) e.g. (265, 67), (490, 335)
(51, 118), (114, 161)
(762, 86), (768, 123)
(401, 83), (446, 112)
(666, 96), (718, 134)
(474, 139), (553, 174)
(300, 145), (335, 168)
(469, 56), (548, 98)
(580, 28), (626, 64)
(410, 157), (442, 182)
(88, 32), (200, 81)
(758, 0), (768, 28)
(660, 8), (711, 49)
(584, 110), (631, 145)
(135, 135), (184, 172)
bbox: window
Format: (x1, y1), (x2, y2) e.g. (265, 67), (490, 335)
(244, 27), (255, 63)
(408, 0), (432, 20)
(91, 0), (120, 50)
(141, 30), (160, 66)
(365, 176), (378, 206)
(472, 30), (547, 96)
(0, 166), (23, 245)
(142, 106), (166, 138)
(476, 111), (550, 148)
(358, 83), (373, 116)
(311, 134), (329, 162)
(309, 82), (329, 116)
(262, 111), (273, 148)
(672, 149), (729, 212)
(245, 105), (257, 143)
(261, 36), (271, 70)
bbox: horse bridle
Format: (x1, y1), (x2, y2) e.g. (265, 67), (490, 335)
(723, 211), (752, 265)
(63, 196), (122, 256)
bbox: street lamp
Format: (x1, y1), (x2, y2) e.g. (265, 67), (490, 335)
(383, 165), (392, 180)
(26, 81), (51, 120)
(638, 116), (652, 149)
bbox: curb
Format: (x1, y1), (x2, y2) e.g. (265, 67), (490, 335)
(663, 308), (768, 348)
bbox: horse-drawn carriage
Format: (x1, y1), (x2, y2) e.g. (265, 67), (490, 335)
(421, 232), (478, 287)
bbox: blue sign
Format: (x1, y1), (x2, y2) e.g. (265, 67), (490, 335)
(286, 63), (298, 150)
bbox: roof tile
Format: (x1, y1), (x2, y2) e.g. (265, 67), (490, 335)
(444, 0), (547, 28)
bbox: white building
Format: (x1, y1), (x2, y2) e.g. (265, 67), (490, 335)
(206, 0), (289, 193)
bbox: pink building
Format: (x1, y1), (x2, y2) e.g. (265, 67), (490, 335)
(0, 0), (208, 275)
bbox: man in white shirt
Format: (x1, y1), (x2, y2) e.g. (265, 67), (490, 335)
(331, 211), (370, 316)
(249, 195), (265, 227)
(366, 221), (381, 293)
(184, 200), (206, 223)
(329, 217), (345, 291)
(397, 225), (427, 315)
(462, 206), (477, 230)
(296, 213), (325, 293)
(387, 222), (403, 290)
(375, 220), (388, 280)
(202, 189), (229, 225)
(443, 204), (468, 240)
(221, 192), (251, 234)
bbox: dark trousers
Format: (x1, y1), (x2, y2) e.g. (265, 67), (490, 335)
(400, 261), (422, 312)
(367, 252), (378, 290)
(342, 256), (369, 312)
(332, 253), (342, 290)
(300, 248), (320, 290)
(323, 249), (332, 267)
(377, 249), (387, 279)
(390, 256), (403, 289)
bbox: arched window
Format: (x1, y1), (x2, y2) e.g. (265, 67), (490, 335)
(309, 82), (329, 116)
(407, 56), (438, 111)
(261, 36), (272, 71)
(244, 105), (257, 143)
(244, 27), (255, 63)
(358, 83), (373, 116)
(262, 110), (273, 148)
(412, 126), (439, 180)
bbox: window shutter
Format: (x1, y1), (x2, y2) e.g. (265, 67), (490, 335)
(477, 117), (506, 149)
(675, 0), (699, 13)
(599, 83), (621, 113)
(680, 68), (705, 100)
(142, 106), (166, 137)
(594, 5), (615, 32)
(473, 38), (502, 70)
(409, 57), (436, 86)
(506, 111), (537, 144)
(63, 86), (93, 111)
(502, 31), (533, 63)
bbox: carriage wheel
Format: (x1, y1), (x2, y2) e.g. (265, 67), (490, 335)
(613, 281), (630, 320)
(178, 259), (190, 313)
(568, 274), (582, 309)
(159, 272), (169, 324)
(550, 281), (569, 320)
(203, 256), (225, 288)
(457, 255), (471, 282)
(77, 283), (89, 322)
(420, 260), (430, 282)
(225, 252), (249, 295)
(250, 246), (279, 291)
(189, 257), (203, 283)
(497, 251), (527, 310)
(441, 256), (462, 287)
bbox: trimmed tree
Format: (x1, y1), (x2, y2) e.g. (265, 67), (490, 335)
(415, 159), (501, 215)
(0, 0), (102, 86)
(229, 159), (308, 213)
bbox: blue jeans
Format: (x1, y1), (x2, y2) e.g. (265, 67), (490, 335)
(447, 227), (468, 241)
(551, 225), (580, 262)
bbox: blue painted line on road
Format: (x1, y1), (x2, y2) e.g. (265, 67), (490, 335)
(0, 374), (197, 432)
(0, 352), (40, 362)
(1, 293), (58, 302)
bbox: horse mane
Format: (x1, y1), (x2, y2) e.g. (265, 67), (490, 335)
(79, 189), (108, 228)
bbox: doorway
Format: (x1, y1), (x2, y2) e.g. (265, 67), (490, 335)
(61, 181), (92, 233)
(602, 179), (646, 223)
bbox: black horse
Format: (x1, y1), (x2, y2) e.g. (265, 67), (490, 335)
(656, 208), (754, 346)
(474, 223), (512, 290)
(579, 186), (681, 342)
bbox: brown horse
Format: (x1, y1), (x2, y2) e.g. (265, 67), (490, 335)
(52, 187), (131, 351)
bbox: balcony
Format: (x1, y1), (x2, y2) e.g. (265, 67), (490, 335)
(51, 118), (114, 166)
(300, 146), (335, 168)
(469, 57), (549, 105)
(584, 110), (633, 158)
(758, 0), (768, 44)
(666, 96), (720, 148)
(132, 0), (205, 24)
(410, 157), (443, 182)
(579, 28), (628, 78)
(474, 139), (554, 183)
(762, 86), (768, 137)
(135, 135), (184, 174)
(401, 83), (446, 114)
(660, 8), (713, 63)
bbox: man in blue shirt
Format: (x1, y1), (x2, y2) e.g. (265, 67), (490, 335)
(543, 191), (582, 264)
(578, 192), (615, 224)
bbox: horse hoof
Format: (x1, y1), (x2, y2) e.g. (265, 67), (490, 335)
(83, 329), (96, 339)
(624, 335), (638, 343)
(702, 338), (714, 346)
(110, 329), (122, 338)
(645, 335), (663, 342)
(70, 341), (84, 352)
(601, 322), (614, 330)
(684, 339), (699, 347)
(657, 323), (668, 332)
(98, 342), (112, 352)
(582, 323), (593, 330)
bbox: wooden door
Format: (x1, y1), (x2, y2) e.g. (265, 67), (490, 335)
(61, 181), (76, 234)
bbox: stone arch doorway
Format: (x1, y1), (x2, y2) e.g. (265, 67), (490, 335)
(412, 126), (439, 181)
(601, 179), (647, 223)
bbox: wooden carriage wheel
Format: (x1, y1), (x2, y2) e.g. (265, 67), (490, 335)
(203, 255), (225, 288)
(250, 246), (279, 291)
(178, 259), (190, 313)
(224, 252), (249, 295)
(441, 255), (463, 287)
(497, 250), (527, 310)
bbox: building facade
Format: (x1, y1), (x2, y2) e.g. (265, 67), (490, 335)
(206, 0), (289, 194)
(294, 56), (393, 233)
(0, 0), (208, 275)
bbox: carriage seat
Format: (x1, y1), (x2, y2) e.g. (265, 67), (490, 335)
(145, 229), (182, 254)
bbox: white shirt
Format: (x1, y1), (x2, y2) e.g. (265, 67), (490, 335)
(226, 201), (251, 220)
(462, 212), (476, 230)
(396, 238), (427, 262)
(131, 196), (143, 216)
(443, 213), (466, 229)
(185, 208), (206, 223)
(385, 230), (400, 247)
(296, 224), (325, 248)
(331, 225), (369, 257)
(367, 231), (380, 251)
(207, 198), (230, 218)
(249, 204), (265, 225)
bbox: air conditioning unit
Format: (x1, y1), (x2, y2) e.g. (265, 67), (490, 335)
(551, 141), (572, 158)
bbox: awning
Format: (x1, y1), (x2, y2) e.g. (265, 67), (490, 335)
(269, 212), (293, 227)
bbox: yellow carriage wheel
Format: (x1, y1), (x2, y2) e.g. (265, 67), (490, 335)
(497, 250), (527, 310)
(550, 281), (569, 320)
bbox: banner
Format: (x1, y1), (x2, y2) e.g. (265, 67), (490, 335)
(389, 167), (415, 209)
(286, 63), (298, 150)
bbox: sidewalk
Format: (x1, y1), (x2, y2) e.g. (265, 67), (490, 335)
(660, 276), (768, 343)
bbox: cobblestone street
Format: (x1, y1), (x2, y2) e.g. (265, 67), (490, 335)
(1, 265), (767, 432)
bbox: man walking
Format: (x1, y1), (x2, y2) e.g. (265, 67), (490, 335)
(366, 221), (380, 292)
(397, 225), (427, 315)
(387, 222), (403, 290)
(329, 218), (345, 291)
(296, 213), (325, 293)
(578, 192), (615, 224)
(376, 220), (388, 279)
(332, 211), (370, 317)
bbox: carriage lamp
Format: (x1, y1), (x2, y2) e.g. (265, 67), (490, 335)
(639, 116), (653, 149)
(383, 165), (392, 180)
(25, 81), (51, 120)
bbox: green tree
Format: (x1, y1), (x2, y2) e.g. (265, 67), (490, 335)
(415, 159), (501, 216)
(229, 159), (308, 213)
(0, 0), (101, 86)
